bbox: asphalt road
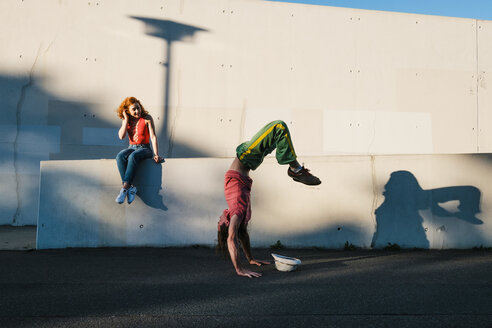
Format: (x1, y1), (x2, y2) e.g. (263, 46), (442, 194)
(1, 247), (491, 327)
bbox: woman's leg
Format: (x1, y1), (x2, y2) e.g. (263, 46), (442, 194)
(116, 148), (134, 185)
(115, 148), (136, 203)
(123, 147), (153, 185)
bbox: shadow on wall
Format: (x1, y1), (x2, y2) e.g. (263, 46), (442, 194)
(48, 99), (125, 160)
(0, 74), (104, 224)
(372, 170), (482, 249)
(268, 222), (368, 249)
(37, 162), (226, 248)
(3, 18), (210, 164)
(130, 16), (208, 158)
(1, 17), (210, 223)
(132, 159), (168, 211)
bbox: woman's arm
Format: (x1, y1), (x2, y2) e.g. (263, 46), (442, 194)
(227, 215), (262, 278)
(147, 116), (161, 163)
(118, 111), (128, 140)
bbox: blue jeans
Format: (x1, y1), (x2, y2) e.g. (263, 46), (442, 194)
(116, 144), (153, 185)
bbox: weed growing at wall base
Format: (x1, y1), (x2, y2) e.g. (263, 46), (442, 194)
(344, 241), (356, 251)
(270, 240), (286, 250)
(384, 243), (401, 251)
(472, 245), (492, 251)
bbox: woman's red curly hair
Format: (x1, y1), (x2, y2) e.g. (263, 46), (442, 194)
(116, 96), (149, 119)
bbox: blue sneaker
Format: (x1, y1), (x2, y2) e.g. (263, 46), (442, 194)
(127, 186), (137, 204)
(115, 188), (128, 204)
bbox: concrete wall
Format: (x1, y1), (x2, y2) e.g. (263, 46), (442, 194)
(37, 155), (491, 249)
(2, 0), (492, 225)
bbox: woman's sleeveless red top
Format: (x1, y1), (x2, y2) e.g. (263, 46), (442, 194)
(127, 117), (150, 145)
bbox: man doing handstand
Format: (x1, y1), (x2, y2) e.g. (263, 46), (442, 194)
(217, 120), (321, 278)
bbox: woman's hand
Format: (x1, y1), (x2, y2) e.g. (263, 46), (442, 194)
(153, 155), (164, 163)
(118, 111), (129, 139)
(249, 259), (271, 266)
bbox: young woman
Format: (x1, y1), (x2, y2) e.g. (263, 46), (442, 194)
(217, 120), (321, 278)
(115, 97), (163, 204)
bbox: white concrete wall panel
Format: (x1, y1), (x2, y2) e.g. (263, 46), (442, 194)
(478, 20), (492, 151)
(1, 0), (491, 225)
(37, 156), (492, 249)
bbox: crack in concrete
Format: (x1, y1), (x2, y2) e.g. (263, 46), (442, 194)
(12, 45), (42, 224)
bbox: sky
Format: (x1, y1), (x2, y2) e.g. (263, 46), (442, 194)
(266, 0), (492, 21)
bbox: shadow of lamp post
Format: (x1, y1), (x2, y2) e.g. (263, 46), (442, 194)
(130, 16), (208, 157)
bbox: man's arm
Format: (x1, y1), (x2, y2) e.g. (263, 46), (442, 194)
(227, 215), (262, 278)
(238, 226), (270, 266)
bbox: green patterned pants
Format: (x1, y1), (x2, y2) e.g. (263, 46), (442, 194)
(236, 120), (297, 170)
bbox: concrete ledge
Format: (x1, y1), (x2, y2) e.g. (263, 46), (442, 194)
(0, 225), (36, 250)
(37, 155), (492, 249)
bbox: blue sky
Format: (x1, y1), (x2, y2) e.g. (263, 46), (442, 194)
(266, 0), (492, 21)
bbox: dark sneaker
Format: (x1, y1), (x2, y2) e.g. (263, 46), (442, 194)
(288, 167), (321, 185)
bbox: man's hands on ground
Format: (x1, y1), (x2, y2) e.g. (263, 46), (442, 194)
(236, 268), (262, 278)
(249, 259), (271, 266)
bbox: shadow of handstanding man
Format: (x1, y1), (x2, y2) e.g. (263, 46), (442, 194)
(372, 170), (482, 249)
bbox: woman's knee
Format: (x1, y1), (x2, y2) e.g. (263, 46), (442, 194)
(116, 148), (133, 161)
(131, 148), (152, 161)
(127, 151), (139, 164)
(116, 151), (126, 162)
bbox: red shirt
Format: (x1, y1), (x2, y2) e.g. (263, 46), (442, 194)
(127, 117), (150, 145)
(217, 170), (253, 230)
